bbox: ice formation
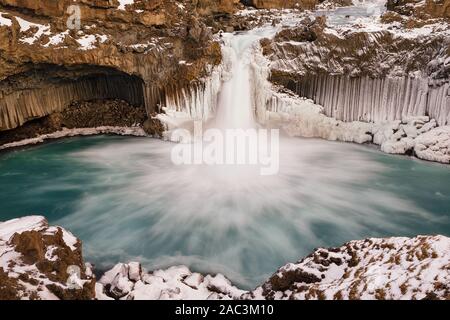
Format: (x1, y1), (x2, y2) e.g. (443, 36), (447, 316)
(294, 75), (447, 125)
(162, 66), (223, 122)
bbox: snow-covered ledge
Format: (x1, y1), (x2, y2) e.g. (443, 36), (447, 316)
(0, 126), (147, 151)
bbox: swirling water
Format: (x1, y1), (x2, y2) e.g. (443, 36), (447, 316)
(0, 135), (449, 289)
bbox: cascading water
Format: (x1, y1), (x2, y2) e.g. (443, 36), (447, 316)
(213, 29), (278, 130)
(214, 35), (256, 130)
(157, 26), (281, 135)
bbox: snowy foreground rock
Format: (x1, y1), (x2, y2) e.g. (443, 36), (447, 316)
(0, 216), (95, 299)
(97, 264), (246, 300)
(245, 235), (450, 300)
(1, 216), (449, 300)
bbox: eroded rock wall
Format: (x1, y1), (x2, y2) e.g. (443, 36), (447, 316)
(0, 68), (145, 130)
(0, 0), (231, 133)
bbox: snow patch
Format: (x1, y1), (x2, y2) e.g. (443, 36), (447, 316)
(0, 12), (12, 27)
(44, 30), (70, 47)
(118, 0), (134, 10)
(76, 34), (108, 50)
(15, 16), (51, 45)
(0, 126), (147, 151)
(0, 216), (47, 242)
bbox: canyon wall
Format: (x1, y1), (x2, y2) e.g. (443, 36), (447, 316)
(0, 70), (145, 131)
(0, 0), (229, 133)
(1, 0), (449, 145)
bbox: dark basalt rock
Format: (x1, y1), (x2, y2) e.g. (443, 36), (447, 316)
(274, 26), (317, 42)
(0, 99), (150, 146)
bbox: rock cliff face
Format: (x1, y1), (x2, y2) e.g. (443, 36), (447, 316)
(0, 0), (237, 132)
(387, 0), (450, 20)
(261, 4), (450, 127)
(1, 216), (448, 300)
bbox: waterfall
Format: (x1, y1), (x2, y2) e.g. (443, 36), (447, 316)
(156, 27), (279, 133)
(214, 32), (269, 130)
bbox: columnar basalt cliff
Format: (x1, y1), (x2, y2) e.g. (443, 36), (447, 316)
(263, 14), (450, 126)
(246, 1), (450, 162)
(0, 0), (238, 134)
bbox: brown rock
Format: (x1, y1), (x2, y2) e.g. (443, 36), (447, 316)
(46, 281), (96, 300)
(269, 269), (321, 292)
(11, 231), (46, 265)
(0, 268), (22, 300)
(1, 217), (96, 300)
(243, 0), (318, 9)
(0, 0), (224, 135)
(143, 117), (165, 138)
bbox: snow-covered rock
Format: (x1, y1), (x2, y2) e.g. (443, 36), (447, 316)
(414, 126), (450, 163)
(0, 216), (95, 300)
(373, 117), (438, 155)
(98, 235), (450, 300)
(244, 235), (450, 300)
(98, 263), (246, 300)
